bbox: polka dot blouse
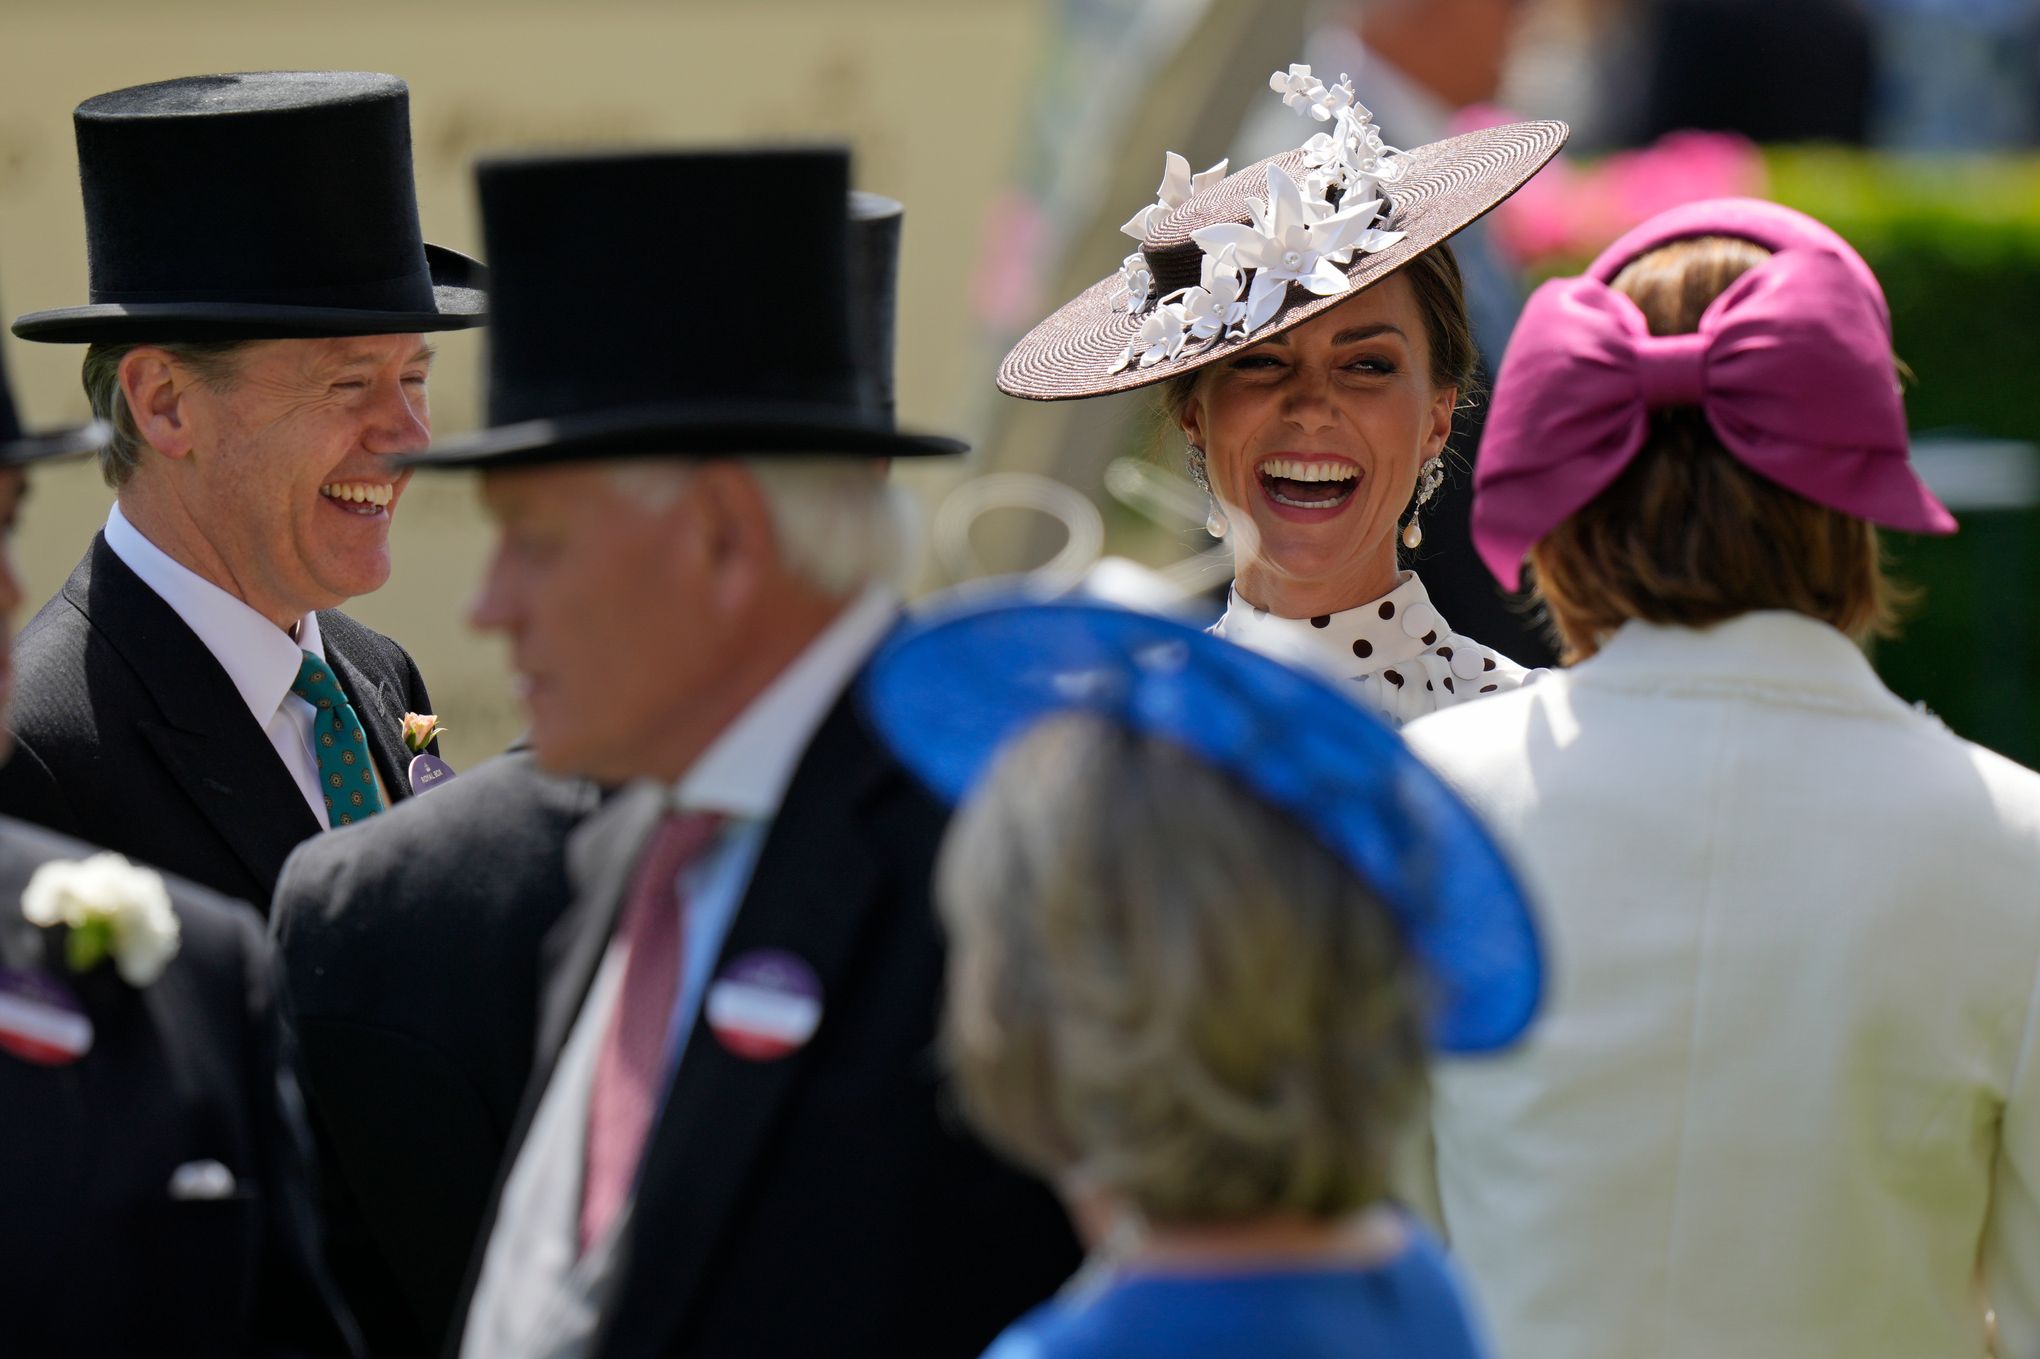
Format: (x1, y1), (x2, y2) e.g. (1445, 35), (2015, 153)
(1209, 571), (1544, 728)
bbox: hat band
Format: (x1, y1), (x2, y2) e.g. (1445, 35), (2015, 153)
(89, 264), (439, 312)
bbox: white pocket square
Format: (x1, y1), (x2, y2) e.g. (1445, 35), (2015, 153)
(167, 1159), (237, 1200)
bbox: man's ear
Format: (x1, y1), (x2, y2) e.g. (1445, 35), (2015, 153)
(686, 462), (778, 614)
(117, 348), (199, 460)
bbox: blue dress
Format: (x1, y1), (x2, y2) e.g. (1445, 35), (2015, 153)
(980, 1226), (1490, 1359)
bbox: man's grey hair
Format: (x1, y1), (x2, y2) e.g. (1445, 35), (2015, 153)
(80, 341), (252, 488)
(607, 457), (912, 595)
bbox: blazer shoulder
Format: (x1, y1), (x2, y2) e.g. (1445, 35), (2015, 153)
(274, 751), (596, 950)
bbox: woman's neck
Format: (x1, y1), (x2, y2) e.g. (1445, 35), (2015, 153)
(1120, 1208), (1406, 1274)
(1234, 552), (1400, 620)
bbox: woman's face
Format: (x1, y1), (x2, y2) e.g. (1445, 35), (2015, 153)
(1179, 275), (1455, 617)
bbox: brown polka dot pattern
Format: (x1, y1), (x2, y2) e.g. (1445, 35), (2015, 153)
(996, 121), (1570, 400)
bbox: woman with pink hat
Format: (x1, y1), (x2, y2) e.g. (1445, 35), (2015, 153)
(1401, 198), (2040, 1358)
(1001, 65), (1567, 726)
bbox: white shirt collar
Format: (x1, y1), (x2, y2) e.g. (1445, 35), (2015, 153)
(104, 502), (323, 728)
(672, 585), (900, 822)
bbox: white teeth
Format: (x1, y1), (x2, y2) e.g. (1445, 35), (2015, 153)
(320, 482), (394, 508)
(1268, 484), (1356, 509)
(1260, 458), (1358, 483)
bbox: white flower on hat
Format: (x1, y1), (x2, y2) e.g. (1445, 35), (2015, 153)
(1302, 104), (1406, 205)
(23, 852), (181, 987)
(1180, 246), (1249, 345)
(1097, 61), (1413, 376)
(1193, 165), (1404, 330)
(1271, 65), (1361, 123)
(1120, 151), (1230, 242)
(1269, 64), (1327, 116)
(1114, 251), (1155, 313)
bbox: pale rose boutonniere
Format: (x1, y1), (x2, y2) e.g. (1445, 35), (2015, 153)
(401, 711), (445, 754)
(401, 712), (458, 796)
(22, 852), (180, 986)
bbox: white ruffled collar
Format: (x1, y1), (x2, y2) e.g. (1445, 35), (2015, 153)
(1210, 571), (1540, 727)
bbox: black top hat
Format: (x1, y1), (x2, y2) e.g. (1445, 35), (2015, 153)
(11, 71), (486, 344)
(1, 315), (105, 466)
(408, 148), (964, 468)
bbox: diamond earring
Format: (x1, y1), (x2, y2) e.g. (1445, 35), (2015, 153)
(1402, 454), (1446, 550)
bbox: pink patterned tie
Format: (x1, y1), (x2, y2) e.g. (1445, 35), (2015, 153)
(580, 810), (723, 1254)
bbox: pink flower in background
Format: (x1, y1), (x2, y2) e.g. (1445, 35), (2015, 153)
(1452, 105), (1768, 269)
(973, 188), (1049, 329)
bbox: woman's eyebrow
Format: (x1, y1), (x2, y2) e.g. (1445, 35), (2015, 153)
(1333, 324), (1407, 345)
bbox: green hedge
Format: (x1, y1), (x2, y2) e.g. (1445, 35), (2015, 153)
(1769, 151), (2040, 766)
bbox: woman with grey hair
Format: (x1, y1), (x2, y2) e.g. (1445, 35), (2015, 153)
(861, 594), (1542, 1357)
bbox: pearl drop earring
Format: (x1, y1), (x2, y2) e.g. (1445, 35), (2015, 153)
(1403, 453), (1446, 551)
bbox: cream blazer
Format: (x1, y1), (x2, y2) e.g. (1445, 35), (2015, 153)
(1402, 611), (2040, 1359)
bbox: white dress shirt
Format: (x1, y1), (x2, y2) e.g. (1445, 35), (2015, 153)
(460, 585), (901, 1359)
(103, 503), (330, 824)
(1402, 611), (2040, 1359)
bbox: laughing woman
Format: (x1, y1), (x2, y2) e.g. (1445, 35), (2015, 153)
(999, 64), (1567, 725)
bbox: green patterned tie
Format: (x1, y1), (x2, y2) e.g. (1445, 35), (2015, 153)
(292, 650), (386, 828)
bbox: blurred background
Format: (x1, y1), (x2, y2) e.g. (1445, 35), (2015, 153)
(3, 0), (2036, 766)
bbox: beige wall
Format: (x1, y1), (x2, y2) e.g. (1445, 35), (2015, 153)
(0, 0), (1047, 764)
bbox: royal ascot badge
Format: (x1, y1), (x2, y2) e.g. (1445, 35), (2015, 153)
(705, 950), (824, 1061)
(401, 711), (457, 795)
(0, 967), (92, 1066)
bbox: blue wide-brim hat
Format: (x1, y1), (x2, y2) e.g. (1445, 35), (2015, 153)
(861, 595), (1543, 1053)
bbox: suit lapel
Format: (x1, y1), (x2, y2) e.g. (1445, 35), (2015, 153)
(321, 640), (413, 805)
(601, 691), (892, 1350)
(536, 782), (670, 1066)
(71, 536), (321, 892)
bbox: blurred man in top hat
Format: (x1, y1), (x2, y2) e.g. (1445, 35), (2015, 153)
(0, 71), (482, 906)
(0, 315), (360, 1356)
(268, 190), (918, 1359)
(401, 147), (1079, 1359)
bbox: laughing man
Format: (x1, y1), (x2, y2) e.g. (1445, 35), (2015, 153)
(0, 71), (484, 904)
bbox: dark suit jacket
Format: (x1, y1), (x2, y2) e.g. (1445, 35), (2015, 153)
(0, 814), (358, 1358)
(0, 533), (437, 908)
(272, 750), (602, 1359)
(454, 689), (1081, 1358)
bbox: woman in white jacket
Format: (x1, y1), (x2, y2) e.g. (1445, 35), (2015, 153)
(1401, 197), (2040, 1359)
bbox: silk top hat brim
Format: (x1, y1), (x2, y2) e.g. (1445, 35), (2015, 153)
(999, 120), (1568, 400)
(407, 402), (967, 470)
(860, 594), (1544, 1054)
(11, 71), (486, 344)
(12, 246), (487, 344)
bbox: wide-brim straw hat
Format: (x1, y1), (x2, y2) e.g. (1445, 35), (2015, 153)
(999, 118), (1568, 400)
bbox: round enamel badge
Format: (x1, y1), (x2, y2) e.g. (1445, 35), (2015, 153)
(0, 967), (93, 1066)
(705, 950), (823, 1061)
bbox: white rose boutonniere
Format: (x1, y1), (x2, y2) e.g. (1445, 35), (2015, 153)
(22, 852), (181, 986)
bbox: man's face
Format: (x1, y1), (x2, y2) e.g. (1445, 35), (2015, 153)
(171, 333), (433, 619)
(469, 462), (742, 784)
(0, 467), (29, 762)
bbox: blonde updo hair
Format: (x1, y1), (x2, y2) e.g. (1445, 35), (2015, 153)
(935, 712), (1427, 1226)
